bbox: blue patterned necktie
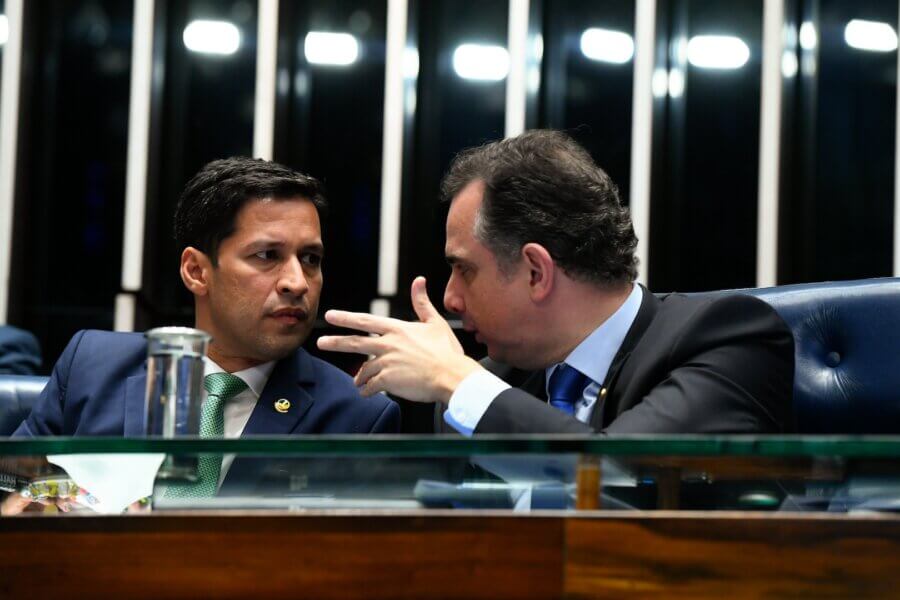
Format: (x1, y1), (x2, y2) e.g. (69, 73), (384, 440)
(165, 372), (248, 498)
(548, 363), (589, 415)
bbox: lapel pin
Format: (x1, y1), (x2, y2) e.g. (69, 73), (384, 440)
(274, 399), (291, 413)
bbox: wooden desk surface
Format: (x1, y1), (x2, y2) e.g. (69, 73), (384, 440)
(2, 510), (900, 599)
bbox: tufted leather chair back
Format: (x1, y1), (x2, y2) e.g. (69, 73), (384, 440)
(742, 277), (900, 433)
(0, 375), (48, 435)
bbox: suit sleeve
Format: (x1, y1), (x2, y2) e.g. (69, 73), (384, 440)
(476, 388), (594, 433)
(603, 295), (794, 434)
(12, 330), (86, 437)
(474, 359), (592, 434)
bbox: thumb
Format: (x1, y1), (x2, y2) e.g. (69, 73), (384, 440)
(411, 276), (440, 323)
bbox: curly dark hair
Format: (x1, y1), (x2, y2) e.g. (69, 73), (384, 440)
(440, 130), (638, 286)
(174, 157), (327, 265)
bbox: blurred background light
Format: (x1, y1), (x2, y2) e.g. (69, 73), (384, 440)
(452, 43), (509, 81)
(652, 67), (668, 97)
(304, 31), (359, 66)
(687, 35), (750, 69)
(183, 19), (240, 55)
(580, 27), (634, 64)
(402, 47), (419, 78)
(667, 68), (685, 97)
(844, 19), (897, 53)
(799, 21), (817, 50)
(782, 50), (798, 78)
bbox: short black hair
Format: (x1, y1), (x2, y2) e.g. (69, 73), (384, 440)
(440, 130), (637, 286)
(174, 157), (327, 264)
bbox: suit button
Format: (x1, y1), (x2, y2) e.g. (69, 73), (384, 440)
(825, 351), (841, 367)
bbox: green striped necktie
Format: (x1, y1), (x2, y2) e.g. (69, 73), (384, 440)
(164, 372), (248, 498)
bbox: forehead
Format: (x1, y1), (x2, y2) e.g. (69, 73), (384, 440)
(232, 197), (321, 238)
(445, 180), (484, 256)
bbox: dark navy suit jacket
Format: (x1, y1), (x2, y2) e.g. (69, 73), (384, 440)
(14, 330), (400, 437)
(475, 290), (794, 434)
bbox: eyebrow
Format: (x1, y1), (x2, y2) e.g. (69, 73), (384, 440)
(445, 254), (471, 267)
(245, 239), (325, 254)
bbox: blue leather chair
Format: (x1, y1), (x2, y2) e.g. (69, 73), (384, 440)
(741, 277), (900, 433)
(0, 375), (48, 435)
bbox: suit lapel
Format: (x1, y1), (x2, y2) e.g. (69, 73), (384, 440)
(592, 285), (659, 428)
(123, 373), (147, 436)
(222, 350), (316, 494)
(242, 350), (315, 435)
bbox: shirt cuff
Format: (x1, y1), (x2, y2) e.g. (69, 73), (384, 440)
(443, 369), (510, 436)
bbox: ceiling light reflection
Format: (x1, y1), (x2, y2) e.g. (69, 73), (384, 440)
(844, 19), (898, 52)
(305, 31), (359, 66)
(453, 44), (509, 81)
(687, 35), (750, 69)
(183, 20), (240, 55)
(580, 28), (634, 64)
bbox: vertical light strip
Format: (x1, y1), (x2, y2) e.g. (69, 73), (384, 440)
(116, 0), (155, 332)
(505, 0), (529, 138)
(895, 5), (900, 276)
(370, 298), (390, 317)
(756, 0), (784, 287)
(629, 0), (656, 285)
(377, 0), (408, 297)
(253, 0), (279, 160)
(0, 0), (24, 323)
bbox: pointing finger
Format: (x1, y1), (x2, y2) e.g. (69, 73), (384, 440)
(324, 310), (395, 335)
(317, 335), (385, 356)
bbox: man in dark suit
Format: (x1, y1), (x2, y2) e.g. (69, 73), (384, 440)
(14, 157), (399, 439)
(318, 130), (793, 434)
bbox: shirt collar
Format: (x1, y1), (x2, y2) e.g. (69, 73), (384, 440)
(546, 283), (643, 388)
(203, 357), (276, 398)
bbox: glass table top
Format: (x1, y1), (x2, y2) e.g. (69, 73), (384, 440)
(2, 435), (899, 516)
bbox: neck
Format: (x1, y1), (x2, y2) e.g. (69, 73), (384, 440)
(206, 343), (264, 374)
(195, 312), (263, 373)
(542, 281), (634, 366)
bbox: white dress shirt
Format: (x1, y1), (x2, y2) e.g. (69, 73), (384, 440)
(202, 357), (276, 485)
(444, 284), (643, 435)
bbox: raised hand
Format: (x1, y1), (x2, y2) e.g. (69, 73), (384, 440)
(317, 277), (482, 403)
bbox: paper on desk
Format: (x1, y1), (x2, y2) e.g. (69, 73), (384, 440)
(47, 453), (165, 514)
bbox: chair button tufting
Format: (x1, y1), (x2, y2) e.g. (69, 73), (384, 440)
(825, 351), (841, 367)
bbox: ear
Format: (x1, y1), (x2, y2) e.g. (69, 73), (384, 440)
(521, 243), (556, 302)
(180, 247), (213, 297)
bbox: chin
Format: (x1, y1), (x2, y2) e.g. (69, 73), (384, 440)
(258, 335), (308, 361)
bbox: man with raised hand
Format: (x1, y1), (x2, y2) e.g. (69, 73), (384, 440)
(318, 130), (793, 435)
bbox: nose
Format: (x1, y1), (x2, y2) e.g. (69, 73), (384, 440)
(443, 272), (465, 315)
(278, 256), (309, 298)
